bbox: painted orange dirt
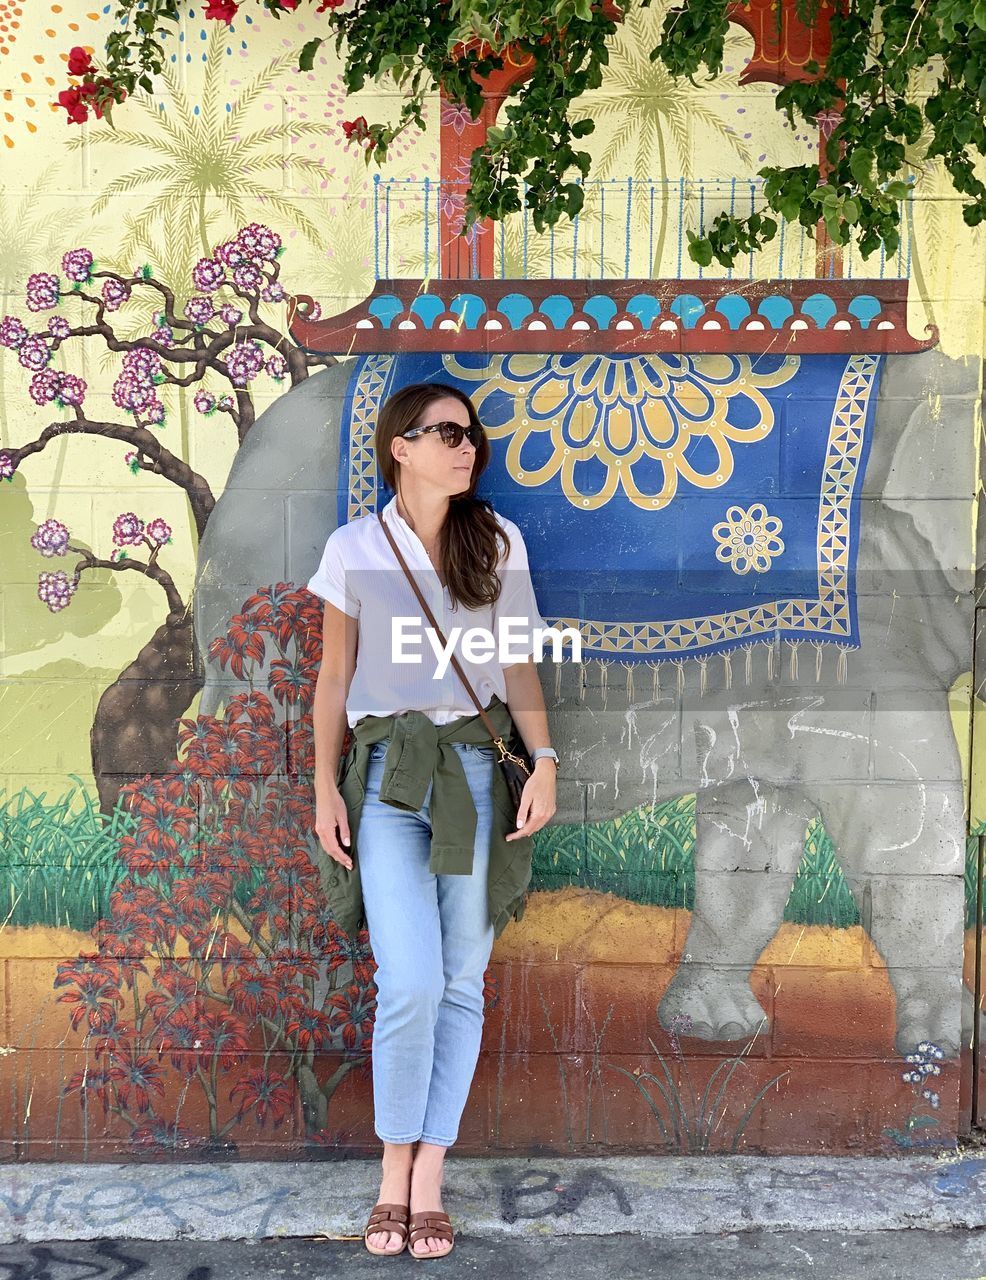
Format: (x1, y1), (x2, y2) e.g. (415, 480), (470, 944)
(0, 890), (969, 1156)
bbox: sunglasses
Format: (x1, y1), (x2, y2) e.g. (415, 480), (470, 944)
(402, 420), (485, 449)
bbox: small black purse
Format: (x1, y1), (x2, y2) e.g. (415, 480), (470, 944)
(377, 513), (534, 816)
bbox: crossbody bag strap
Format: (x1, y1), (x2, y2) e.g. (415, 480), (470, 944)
(376, 511), (525, 764)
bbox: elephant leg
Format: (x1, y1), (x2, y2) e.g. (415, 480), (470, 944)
(817, 781), (967, 1059)
(658, 779), (816, 1043)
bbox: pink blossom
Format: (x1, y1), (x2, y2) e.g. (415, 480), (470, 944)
(0, 316), (28, 348)
(0, 452), (15, 480)
(184, 296), (215, 325)
(145, 518), (172, 547)
(26, 273), (60, 312)
(31, 518), (71, 557)
(18, 335), (53, 372)
(58, 373), (87, 407)
(102, 278), (131, 311)
(193, 390), (216, 414)
(47, 316), (71, 339)
(192, 258), (225, 293)
(29, 369), (62, 406)
(62, 248), (94, 284)
(38, 569), (77, 612)
(225, 340), (265, 387)
(219, 304), (243, 326)
(113, 512), (145, 547)
(265, 352), (287, 381)
(231, 262), (263, 292)
(237, 222), (282, 263)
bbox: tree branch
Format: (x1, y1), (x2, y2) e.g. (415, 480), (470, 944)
(65, 541), (186, 618)
(9, 413), (215, 536)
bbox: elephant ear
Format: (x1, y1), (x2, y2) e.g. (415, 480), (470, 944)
(880, 355), (977, 597)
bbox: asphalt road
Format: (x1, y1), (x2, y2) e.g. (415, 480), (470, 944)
(1, 1229), (985, 1280)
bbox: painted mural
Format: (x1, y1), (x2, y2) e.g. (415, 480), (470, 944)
(0, 0), (984, 1161)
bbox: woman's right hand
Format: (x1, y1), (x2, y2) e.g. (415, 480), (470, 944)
(315, 788), (353, 871)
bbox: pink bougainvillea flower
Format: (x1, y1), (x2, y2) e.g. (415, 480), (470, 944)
(57, 87), (89, 125)
(67, 46), (95, 77)
(341, 116), (370, 143)
(204, 0), (239, 21)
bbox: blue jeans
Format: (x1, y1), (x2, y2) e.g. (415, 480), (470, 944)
(358, 737), (497, 1147)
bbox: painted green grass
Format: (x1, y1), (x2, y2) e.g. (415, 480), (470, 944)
(532, 794), (864, 928)
(966, 821), (986, 930)
(0, 779), (979, 935)
(0, 775), (134, 930)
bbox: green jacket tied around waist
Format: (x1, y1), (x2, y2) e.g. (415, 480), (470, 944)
(316, 694), (534, 942)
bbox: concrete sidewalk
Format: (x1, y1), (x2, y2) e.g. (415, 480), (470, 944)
(2, 1143), (986, 1244)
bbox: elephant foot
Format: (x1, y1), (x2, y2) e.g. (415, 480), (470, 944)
(891, 969), (964, 1060)
(658, 964), (770, 1043)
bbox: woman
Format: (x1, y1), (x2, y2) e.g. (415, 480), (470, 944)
(307, 381), (558, 1259)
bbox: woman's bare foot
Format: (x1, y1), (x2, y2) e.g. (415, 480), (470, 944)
(409, 1140), (451, 1258)
(366, 1141), (414, 1253)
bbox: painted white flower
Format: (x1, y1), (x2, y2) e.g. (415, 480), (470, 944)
(712, 502), (784, 575)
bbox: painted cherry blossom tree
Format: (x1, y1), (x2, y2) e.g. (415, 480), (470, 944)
(0, 224), (333, 814)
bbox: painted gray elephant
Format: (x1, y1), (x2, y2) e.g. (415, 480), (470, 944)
(193, 349), (981, 1060)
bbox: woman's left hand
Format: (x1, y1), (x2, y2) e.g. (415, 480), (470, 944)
(506, 761), (557, 840)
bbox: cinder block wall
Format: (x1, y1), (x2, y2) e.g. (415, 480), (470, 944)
(0, 4), (983, 1159)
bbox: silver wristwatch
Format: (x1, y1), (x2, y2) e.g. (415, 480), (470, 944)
(531, 746), (559, 765)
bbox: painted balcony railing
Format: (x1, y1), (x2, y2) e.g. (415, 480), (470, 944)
(372, 174), (913, 282)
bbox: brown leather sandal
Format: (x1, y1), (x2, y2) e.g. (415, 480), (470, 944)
(407, 1209), (454, 1259)
(364, 1202), (409, 1256)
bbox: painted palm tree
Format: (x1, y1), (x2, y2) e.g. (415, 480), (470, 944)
(0, 162), (68, 434)
(570, 2), (756, 277)
(59, 22), (334, 268)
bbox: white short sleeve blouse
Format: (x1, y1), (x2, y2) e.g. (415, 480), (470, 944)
(306, 495), (550, 728)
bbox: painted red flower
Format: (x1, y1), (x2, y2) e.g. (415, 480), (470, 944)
(54, 969), (125, 1033)
(112, 1040), (167, 1113)
(64, 1062), (126, 1111)
(284, 1005), (336, 1051)
(230, 1070), (293, 1126)
(324, 982), (377, 1051)
(208, 611), (266, 679)
(144, 966), (203, 1028)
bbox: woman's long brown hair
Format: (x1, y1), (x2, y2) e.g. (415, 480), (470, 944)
(374, 381), (511, 611)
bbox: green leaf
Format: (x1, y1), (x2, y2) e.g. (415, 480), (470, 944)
(298, 37), (324, 73)
(850, 147), (875, 186)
